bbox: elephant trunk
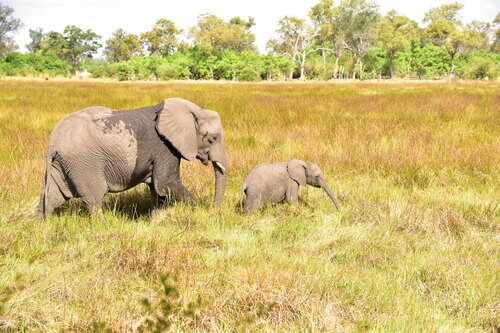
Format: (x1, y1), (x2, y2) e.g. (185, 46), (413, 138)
(320, 180), (340, 211)
(209, 139), (228, 205)
(213, 162), (227, 205)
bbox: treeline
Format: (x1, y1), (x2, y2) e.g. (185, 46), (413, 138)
(0, 1), (499, 81)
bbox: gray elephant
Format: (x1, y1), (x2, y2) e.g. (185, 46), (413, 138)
(242, 159), (339, 213)
(38, 98), (228, 218)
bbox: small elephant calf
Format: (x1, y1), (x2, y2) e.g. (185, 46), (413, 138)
(242, 159), (340, 213)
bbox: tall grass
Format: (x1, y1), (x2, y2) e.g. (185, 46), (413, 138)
(0, 79), (499, 332)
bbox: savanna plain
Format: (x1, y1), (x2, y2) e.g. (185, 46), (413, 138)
(0, 79), (499, 332)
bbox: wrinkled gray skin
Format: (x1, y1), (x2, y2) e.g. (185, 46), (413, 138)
(38, 98), (228, 219)
(242, 159), (339, 213)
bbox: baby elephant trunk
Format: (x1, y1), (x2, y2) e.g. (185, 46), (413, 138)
(320, 180), (340, 210)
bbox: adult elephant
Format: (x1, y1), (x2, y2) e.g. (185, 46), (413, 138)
(38, 98), (228, 219)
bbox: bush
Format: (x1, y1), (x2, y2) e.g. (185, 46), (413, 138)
(86, 60), (114, 78)
(455, 52), (500, 79)
(0, 60), (15, 76)
(363, 47), (385, 79)
(237, 67), (261, 81)
(157, 62), (180, 80)
(114, 62), (133, 81)
(31, 52), (71, 75)
(0, 52), (71, 77)
(411, 44), (451, 79)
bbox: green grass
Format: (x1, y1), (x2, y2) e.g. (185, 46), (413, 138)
(0, 79), (499, 332)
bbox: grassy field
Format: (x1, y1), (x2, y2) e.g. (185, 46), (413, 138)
(0, 79), (499, 332)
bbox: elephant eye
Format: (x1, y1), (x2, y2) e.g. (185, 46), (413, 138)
(207, 135), (218, 144)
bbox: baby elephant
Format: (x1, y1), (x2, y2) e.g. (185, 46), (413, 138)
(242, 159), (340, 213)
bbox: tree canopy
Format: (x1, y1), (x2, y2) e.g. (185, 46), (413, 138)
(0, 3), (22, 57)
(0, 1), (499, 80)
(105, 29), (142, 61)
(189, 14), (256, 54)
(141, 19), (181, 57)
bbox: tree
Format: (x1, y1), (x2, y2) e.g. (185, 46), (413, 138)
(335, 0), (380, 79)
(309, 0), (335, 64)
(423, 3), (491, 75)
(105, 29), (142, 61)
(189, 14), (256, 54)
(0, 3), (22, 58)
(62, 25), (101, 70)
(376, 10), (419, 78)
(39, 31), (66, 56)
(423, 2), (462, 74)
(140, 18), (181, 57)
(411, 44), (451, 79)
(39, 26), (101, 71)
(267, 16), (317, 80)
(26, 28), (44, 52)
(492, 13), (500, 52)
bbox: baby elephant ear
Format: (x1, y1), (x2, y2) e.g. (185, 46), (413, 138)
(287, 159), (307, 186)
(156, 98), (199, 161)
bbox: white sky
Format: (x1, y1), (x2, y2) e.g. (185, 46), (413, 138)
(5, 0), (500, 54)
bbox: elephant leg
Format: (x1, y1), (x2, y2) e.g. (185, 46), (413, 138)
(165, 181), (195, 205)
(73, 176), (108, 215)
(38, 175), (67, 219)
(81, 195), (105, 215)
(153, 180), (195, 206)
(285, 181), (299, 204)
(149, 183), (160, 211)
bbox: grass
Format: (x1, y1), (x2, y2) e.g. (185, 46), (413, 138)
(0, 79), (499, 332)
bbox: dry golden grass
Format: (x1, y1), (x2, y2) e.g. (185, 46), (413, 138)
(0, 79), (499, 332)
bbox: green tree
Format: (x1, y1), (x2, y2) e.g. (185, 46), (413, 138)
(411, 44), (451, 79)
(422, 2), (487, 75)
(267, 16), (317, 80)
(376, 10), (419, 78)
(62, 25), (101, 70)
(104, 29), (142, 61)
(261, 54), (294, 80)
(140, 18), (181, 57)
(309, 0), (336, 64)
(455, 51), (500, 79)
(335, 0), (380, 79)
(189, 14), (256, 54)
(0, 3), (22, 58)
(492, 13), (500, 52)
(39, 26), (101, 71)
(39, 31), (66, 56)
(26, 28), (44, 52)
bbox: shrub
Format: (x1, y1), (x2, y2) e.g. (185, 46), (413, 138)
(0, 60), (14, 76)
(86, 60), (115, 78)
(157, 62), (180, 80)
(31, 52), (71, 75)
(411, 44), (451, 79)
(113, 62), (133, 81)
(0, 52), (71, 77)
(455, 52), (500, 79)
(237, 67), (261, 81)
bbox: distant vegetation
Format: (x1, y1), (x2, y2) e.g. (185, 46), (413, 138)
(0, 0), (500, 81)
(0, 1), (499, 80)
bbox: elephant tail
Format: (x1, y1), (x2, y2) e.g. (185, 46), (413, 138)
(39, 148), (55, 219)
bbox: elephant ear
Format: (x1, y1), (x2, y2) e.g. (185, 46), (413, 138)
(287, 159), (307, 186)
(156, 98), (200, 161)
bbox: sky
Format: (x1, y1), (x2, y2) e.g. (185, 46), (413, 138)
(5, 0), (500, 55)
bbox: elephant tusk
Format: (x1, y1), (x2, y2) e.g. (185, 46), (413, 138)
(215, 161), (226, 172)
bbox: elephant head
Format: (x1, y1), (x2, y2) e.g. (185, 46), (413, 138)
(156, 98), (228, 204)
(287, 159), (339, 210)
